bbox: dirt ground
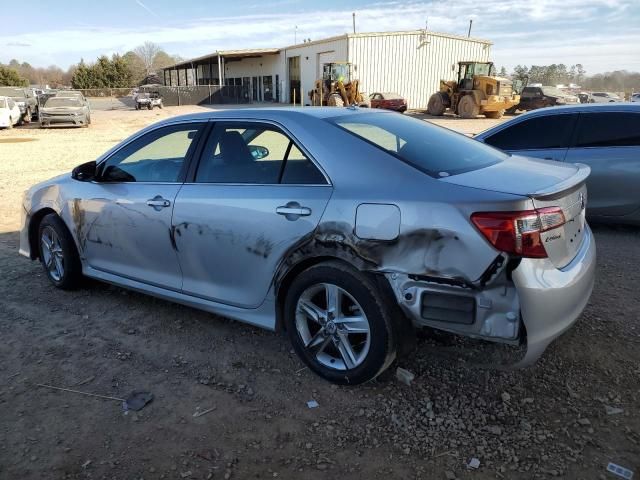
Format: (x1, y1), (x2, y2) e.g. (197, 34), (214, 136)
(0, 106), (638, 480)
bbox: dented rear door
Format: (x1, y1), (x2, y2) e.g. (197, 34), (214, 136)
(172, 120), (332, 309)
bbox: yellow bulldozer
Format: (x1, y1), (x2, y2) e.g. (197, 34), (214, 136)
(427, 61), (521, 119)
(309, 62), (369, 107)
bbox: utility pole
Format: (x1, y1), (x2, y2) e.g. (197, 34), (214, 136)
(468, 19), (473, 37)
(352, 12), (356, 34)
(294, 25), (298, 44)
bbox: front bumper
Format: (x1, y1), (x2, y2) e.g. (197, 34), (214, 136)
(481, 95), (520, 112)
(41, 115), (87, 127)
(512, 224), (596, 365)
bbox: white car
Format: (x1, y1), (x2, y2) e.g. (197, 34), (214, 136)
(590, 92), (622, 103)
(631, 93), (640, 103)
(0, 96), (21, 129)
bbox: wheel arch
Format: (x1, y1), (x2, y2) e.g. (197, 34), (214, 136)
(274, 254), (361, 331)
(28, 208), (77, 261)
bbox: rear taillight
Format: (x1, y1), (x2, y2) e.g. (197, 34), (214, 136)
(471, 207), (565, 258)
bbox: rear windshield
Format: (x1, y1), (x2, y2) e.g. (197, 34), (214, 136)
(45, 97), (81, 107)
(328, 112), (505, 177)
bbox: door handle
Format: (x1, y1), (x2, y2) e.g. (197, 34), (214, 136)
(276, 206), (312, 216)
(276, 202), (312, 220)
(146, 196), (171, 209)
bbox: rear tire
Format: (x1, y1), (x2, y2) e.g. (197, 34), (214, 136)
(427, 93), (446, 116)
(284, 261), (397, 385)
(37, 214), (82, 290)
(458, 95), (480, 119)
(484, 109), (504, 119)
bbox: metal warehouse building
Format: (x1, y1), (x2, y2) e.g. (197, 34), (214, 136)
(161, 30), (492, 109)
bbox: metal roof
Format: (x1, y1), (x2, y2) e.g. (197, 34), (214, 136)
(162, 29), (492, 71)
(164, 48), (280, 70)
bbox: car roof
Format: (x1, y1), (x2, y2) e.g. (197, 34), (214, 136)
(475, 103), (640, 139)
(153, 106), (394, 125)
(515, 102), (639, 117)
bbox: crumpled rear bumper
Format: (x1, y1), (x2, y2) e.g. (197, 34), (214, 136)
(513, 224), (596, 365)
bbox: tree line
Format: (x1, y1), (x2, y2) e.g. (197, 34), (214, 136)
(0, 42), (181, 89)
(507, 64), (639, 93)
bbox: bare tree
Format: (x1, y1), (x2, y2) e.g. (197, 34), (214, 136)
(134, 41), (162, 74)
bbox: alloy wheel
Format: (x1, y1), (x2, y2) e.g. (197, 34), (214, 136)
(295, 283), (371, 370)
(41, 226), (65, 282)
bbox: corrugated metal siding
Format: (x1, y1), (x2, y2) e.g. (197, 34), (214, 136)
(348, 32), (491, 109)
(282, 38), (348, 104)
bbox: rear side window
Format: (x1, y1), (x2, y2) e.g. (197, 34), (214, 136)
(196, 123), (327, 185)
(484, 114), (577, 150)
(330, 112), (504, 177)
(574, 112), (640, 147)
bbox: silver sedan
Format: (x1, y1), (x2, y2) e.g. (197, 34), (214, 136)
(19, 108), (596, 384)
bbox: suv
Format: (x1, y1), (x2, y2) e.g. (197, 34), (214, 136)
(514, 86), (580, 111)
(475, 103), (640, 225)
(0, 87), (38, 123)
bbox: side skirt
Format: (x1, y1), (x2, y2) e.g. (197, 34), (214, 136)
(83, 266), (277, 331)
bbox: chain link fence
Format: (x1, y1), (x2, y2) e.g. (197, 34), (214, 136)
(75, 85), (251, 111)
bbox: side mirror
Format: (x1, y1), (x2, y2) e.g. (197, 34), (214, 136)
(249, 145), (269, 160)
(72, 161), (97, 182)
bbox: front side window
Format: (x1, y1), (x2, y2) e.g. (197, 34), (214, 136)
(99, 123), (204, 182)
(484, 114), (577, 150)
(330, 112), (505, 177)
(196, 123), (326, 185)
(574, 113), (640, 148)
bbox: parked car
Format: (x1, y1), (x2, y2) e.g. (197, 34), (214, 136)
(476, 103), (640, 224)
(369, 92), (407, 112)
(0, 86), (38, 123)
(55, 90), (89, 107)
(19, 108), (595, 384)
(630, 93), (640, 103)
(135, 92), (163, 110)
(40, 96), (91, 128)
(513, 86), (580, 111)
(0, 96), (22, 129)
(589, 92), (622, 103)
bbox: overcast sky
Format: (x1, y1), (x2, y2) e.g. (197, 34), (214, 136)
(2, 0), (639, 74)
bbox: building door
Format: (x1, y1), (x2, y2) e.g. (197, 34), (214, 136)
(252, 76), (259, 102)
(263, 75), (273, 102)
(288, 56), (300, 104)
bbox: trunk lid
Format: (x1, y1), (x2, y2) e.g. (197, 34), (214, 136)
(442, 156), (590, 268)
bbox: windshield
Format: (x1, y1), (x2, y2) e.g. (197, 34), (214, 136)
(473, 63), (492, 76)
(328, 112), (505, 177)
(0, 98), (7, 108)
(382, 93), (403, 99)
(56, 91), (82, 97)
(45, 97), (81, 107)
(541, 87), (567, 96)
(0, 87), (24, 98)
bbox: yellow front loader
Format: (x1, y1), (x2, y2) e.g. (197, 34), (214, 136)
(309, 62), (369, 107)
(427, 62), (521, 119)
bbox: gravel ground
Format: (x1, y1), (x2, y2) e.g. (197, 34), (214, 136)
(0, 106), (638, 480)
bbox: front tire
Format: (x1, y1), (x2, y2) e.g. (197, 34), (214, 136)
(37, 214), (82, 290)
(284, 262), (397, 385)
(327, 94), (344, 107)
(458, 95), (480, 118)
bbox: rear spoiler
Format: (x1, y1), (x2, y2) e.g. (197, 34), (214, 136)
(530, 163), (590, 200)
